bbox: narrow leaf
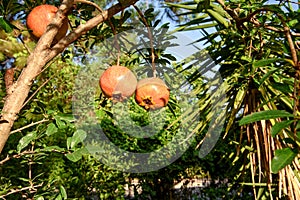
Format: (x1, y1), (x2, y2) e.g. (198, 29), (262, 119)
(225, 86), (247, 135)
(253, 58), (282, 68)
(258, 68), (278, 86)
(67, 137), (72, 150)
(272, 82), (292, 93)
(239, 110), (293, 126)
(17, 132), (37, 153)
(59, 185), (67, 199)
(271, 148), (297, 173)
(144, 8), (154, 16)
(165, 3), (197, 10)
(57, 113), (75, 122)
(271, 120), (293, 137)
(0, 16), (13, 33)
(207, 9), (229, 28)
(178, 23), (218, 31)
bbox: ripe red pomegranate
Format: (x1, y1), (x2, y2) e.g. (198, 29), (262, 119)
(135, 77), (170, 110)
(99, 65), (138, 101)
(26, 4), (68, 42)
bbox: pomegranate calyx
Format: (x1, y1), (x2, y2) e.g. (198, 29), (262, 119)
(139, 96), (156, 110)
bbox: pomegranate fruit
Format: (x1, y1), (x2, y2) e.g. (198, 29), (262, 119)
(135, 77), (170, 110)
(26, 4), (68, 42)
(99, 65), (138, 101)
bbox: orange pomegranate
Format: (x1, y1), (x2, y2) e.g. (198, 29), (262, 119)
(26, 4), (68, 42)
(99, 65), (137, 101)
(135, 77), (170, 110)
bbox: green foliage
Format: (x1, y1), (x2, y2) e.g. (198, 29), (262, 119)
(167, 0), (300, 198)
(0, 2), (215, 199)
(0, 16), (13, 33)
(239, 110), (294, 126)
(271, 148), (298, 174)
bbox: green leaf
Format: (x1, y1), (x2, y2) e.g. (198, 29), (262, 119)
(17, 132), (37, 153)
(46, 123), (58, 136)
(163, 53), (177, 61)
(59, 185), (67, 199)
(35, 196), (44, 200)
(176, 23), (218, 31)
(272, 82), (292, 93)
(258, 68), (278, 86)
(288, 19), (298, 27)
(144, 8), (154, 16)
(225, 85), (247, 134)
(55, 117), (66, 129)
(19, 177), (30, 182)
(239, 110), (293, 126)
(165, 3), (197, 10)
(42, 146), (65, 152)
(57, 113), (75, 122)
(271, 120), (293, 137)
(69, 130), (87, 150)
(0, 16), (13, 33)
(65, 151), (82, 162)
(65, 148), (88, 162)
(86, 144), (106, 154)
(207, 9), (229, 28)
(253, 58), (282, 68)
(95, 109), (106, 119)
(55, 194), (62, 200)
(67, 137), (72, 150)
(271, 148), (297, 174)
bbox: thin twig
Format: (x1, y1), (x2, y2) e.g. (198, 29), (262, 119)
(277, 15), (300, 140)
(10, 119), (49, 135)
(17, 34), (32, 54)
(75, 0), (103, 12)
(28, 144), (35, 188)
(21, 69), (60, 110)
(0, 183), (43, 198)
(0, 150), (36, 165)
(108, 20), (121, 66)
(133, 4), (156, 77)
(77, 0), (122, 65)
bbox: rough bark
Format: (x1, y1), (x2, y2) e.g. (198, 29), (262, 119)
(0, 0), (139, 154)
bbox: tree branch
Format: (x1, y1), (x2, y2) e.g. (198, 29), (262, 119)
(10, 119), (49, 135)
(0, 183), (43, 198)
(0, 0), (139, 154)
(0, 150), (36, 165)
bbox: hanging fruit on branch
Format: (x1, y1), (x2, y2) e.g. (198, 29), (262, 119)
(135, 77), (170, 110)
(99, 65), (138, 101)
(26, 4), (69, 42)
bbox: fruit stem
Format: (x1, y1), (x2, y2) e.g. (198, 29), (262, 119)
(75, 0), (103, 12)
(75, 0), (121, 66)
(133, 4), (156, 78)
(108, 20), (121, 66)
